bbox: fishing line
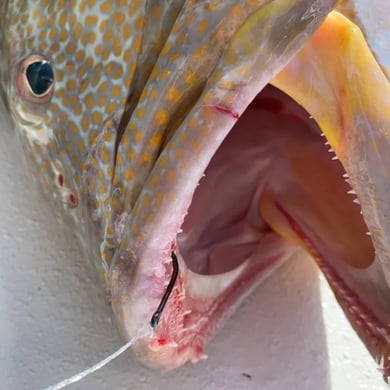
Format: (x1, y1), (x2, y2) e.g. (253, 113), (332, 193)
(42, 251), (179, 390)
(41, 324), (152, 390)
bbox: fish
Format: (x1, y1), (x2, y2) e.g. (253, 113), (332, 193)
(1, 0), (390, 380)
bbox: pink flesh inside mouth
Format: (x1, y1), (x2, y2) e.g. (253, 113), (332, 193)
(117, 85), (390, 376)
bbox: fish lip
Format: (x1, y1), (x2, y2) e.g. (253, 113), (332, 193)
(109, 234), (294, 370)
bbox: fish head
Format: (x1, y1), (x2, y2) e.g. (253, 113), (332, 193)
(2, 0), (390, 379)
(0, 0), (158, 235)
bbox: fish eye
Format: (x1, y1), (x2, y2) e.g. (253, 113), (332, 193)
(26, 60), (54, 96)
(15, 54), (55, 103)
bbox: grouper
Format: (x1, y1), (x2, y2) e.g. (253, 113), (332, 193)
(1, 0), (390, 381)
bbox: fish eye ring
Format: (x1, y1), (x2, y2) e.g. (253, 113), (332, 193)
(15, 54), (55, 104)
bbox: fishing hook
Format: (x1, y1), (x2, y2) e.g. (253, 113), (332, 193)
(150, 251), (179, 328)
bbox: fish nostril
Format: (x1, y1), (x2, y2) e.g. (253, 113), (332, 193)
(68, 192), (78, 207)
(59, 188), (78, 208)
(57, 173), (64, 187)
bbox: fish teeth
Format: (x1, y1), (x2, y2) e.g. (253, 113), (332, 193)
(343, 173), (349, 178)
(183, 324), (198, 332)
(164, 341), (179, 348)
(179, 318), (208, 335)
(353, 198), (361, 205)
(162, 256), (172, 265)
(366, 232), (372, 236)
(177, 294), (186, 302)
(182, 309), (192, 316)
(331, 156), (339, 160)
(178, 326), (194, 335)
(328, 148), (334, 152)
(348, 189), (357, 195)
(197, 317), (208, 326)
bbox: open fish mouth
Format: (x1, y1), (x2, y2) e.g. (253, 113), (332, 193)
(102, 6), (390, 377)
(2, 0), (390, 381)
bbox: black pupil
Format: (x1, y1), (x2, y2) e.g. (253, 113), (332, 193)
(26, 61), (54, 96)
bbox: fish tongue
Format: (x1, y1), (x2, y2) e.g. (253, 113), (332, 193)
(177, 250), (251, 301)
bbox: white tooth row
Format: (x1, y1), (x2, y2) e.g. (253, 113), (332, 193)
(322, 137), (369, 231)
(304, 239), (382, 340)
(323, 136), (338, 160)
(321, 137), (373, 248)
(318, 251), (390, 346)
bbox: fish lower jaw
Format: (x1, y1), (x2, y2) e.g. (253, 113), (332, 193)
(118, 239), (291, 371)
(319, 258), (390, 380)
(280, 204), (390, 379)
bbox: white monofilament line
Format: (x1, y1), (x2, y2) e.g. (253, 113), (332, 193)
(42, 324), (153, 390)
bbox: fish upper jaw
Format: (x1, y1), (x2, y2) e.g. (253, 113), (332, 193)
(272, 11), (390, 377)
(272, 11), (390, 287)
